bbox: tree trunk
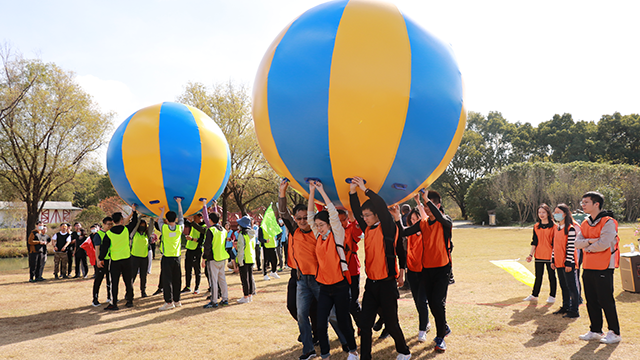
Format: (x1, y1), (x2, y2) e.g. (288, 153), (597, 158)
(25, 200), (40, 242)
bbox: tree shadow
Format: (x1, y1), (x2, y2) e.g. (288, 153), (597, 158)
(569, 341), (619, 360)
(615, 290), (640, 303)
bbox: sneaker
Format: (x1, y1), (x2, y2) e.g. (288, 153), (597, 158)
(379, 328), (390, 340)
(92, 299), (100, 307)
(125, 301), (133, 308)
(264, 275), (271, 281)
(29, 279), (36, 283)
(347, 352), (359, 360)
(563, 311), (580, 318)
(444, 325), (452, 337)
(180, 287), (191, 293)
(237, 297), (251, 304)
(62, 275), (69, 279)
(270, 271), (281, 279)
(107, 298), (112, 304)
(552, 307), (567, 315)
(523, 295), (538, 301)
(600, 330), (621, 344)
(579, 331), (604, 341)
(342, 344), (349, 353)
(193, 289), (200, 295)
(104, 304), (119, 311)
(158, 302), (175, 311)
(152, 288), (162, 296)
(418, 330), (427, 342)
(299, 350), (316, 360)
(54, 274), (59, 280)
(546, 296), (556, 304)
(203, 302), (219, 309)
(425, 322), (432, 333)
(36, 277), (45, 281)
(174, 301), (182, 307)
(434, 337), (446, 352)
(396, 354), (412, 360)
(221, 300), (229, 306)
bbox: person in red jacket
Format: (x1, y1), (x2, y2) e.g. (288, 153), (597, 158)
(524, 204), (558, 303)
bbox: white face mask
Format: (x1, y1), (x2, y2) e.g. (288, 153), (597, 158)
(38, 226), (45, 230)
(76, 231), (81, 236)
(91, 228), (98, 233)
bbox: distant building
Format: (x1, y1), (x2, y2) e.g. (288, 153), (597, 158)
(0, 201), (82, 228)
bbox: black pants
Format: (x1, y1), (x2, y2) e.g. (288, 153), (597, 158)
(423, 264), (451, 338)
(93, 260), (111, 302)
(29, 253), (45, 280)
(67, 251), (74, 275)
(255, 246), (262, 270)
(161, 256), (182, 303)
(131, 255), (149, 295)
(532, 261), (557, 297)
(287, 269), (298, 320)
(150, 243), (156, 259)
(184, 248), (202, 290)
(110, 258), (133, 304)
(263, 247), (277, 275)
(75, 248), (88, 277)
(276, 245), (283, 269)
(408, 270), (430, 331)
(583, 269), (620, 335)
(239, 263), (255, 296)
(317, 280), (357, 356)
(349, 274), (361, 327)
(360, 278), (409, 360)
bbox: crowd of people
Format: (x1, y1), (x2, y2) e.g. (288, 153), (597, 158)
(25, 183), (622, 358)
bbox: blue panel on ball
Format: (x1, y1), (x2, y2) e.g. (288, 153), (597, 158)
(158, 102), (201, 214)
(106, 112), (154, 216)
(267, 0), (348, 205)
(378, 15), (464, 203)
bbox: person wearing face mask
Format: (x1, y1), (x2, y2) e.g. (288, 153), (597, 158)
(52, 223), (71, 279)
(91, 220), (112, 307)
(524, 204), (558, 304)
(71, 223), (89, 279)
(131, 218), (154, 298)
(550, 204), (580, 318)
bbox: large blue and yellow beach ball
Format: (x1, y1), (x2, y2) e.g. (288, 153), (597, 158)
(107, 102), (231, 217)
(253, 0), (466, 208)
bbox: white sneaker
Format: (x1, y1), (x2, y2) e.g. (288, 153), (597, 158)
(546, 296), (555, 304)
(579, 331), (604, 341)
(270, 271), (281, 279)
(600, 330), (621, 344)
(264, 275), (271, 281)
(347, 352), (359, 360)
(417, 331), (427, 342)
(523, 295), (538, 301)
(174, 301), (182, 307)
(237, 297), (250, 304)
(396, 354), (411, 360)
(193, 289), (200, 295)
(158, 302), (175, 311)
(425, 323), (432, 333)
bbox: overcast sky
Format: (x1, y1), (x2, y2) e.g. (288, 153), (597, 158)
(3, 0), (639, 130)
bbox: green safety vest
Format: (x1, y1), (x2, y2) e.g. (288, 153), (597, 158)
(186, 226), (201, 250)
(161, 224), (183, 257)
(263, 231), (276, 249)
(209, 227), (229, 262)
(131, 232), (149, 258)
(242, 233), (256, 264)
(107, 228), (130, 261)
(98, 230), (110, 260)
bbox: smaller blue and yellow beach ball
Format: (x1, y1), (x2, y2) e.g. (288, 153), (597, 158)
(106, 102), (231, 217)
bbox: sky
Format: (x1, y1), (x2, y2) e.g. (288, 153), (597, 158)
(2, 0), (639, 131)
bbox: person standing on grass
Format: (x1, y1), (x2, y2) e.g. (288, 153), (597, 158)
(156, 197), (185, 311)
(39, 224), (51, 280)
(253, 218), (262, 272)
(202, 206), (229, 309)
(52, 223), (71, 279)
(130, 218), (154, 298)
(550, 204), (580, 318)
(27, 221), (47, 282)
(338, 208), (363, 331)
(575, 191), (621, 344)
(350, 177), (411, 360)
(183, 212), (205, 295)
(400, 190), (452, 353)
(91, 218), (113, 307)
(262, 226), (281, 281)
(71, 223), (89, 279)
(525, 204), (558, 304)
(236, 215), (256, 304)
(98, 208), (137, 310)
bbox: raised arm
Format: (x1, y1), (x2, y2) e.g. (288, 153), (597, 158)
(202, 199), (211, 227)
(176, 198), (184, 225)
(348, 180), (367, 231)
(278, 179), (296, 233)
(307, 182), (318, 238)
(414, 193), (429, 221)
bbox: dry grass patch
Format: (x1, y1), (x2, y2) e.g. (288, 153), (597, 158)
(0, 226), (638, 359)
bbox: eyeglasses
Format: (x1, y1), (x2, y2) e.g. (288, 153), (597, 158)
(294, 217), (306, 221)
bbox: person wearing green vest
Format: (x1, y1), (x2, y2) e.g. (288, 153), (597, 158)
(261, 227), (281, 281)
(130, 217), (154, 298)
(182, 213), (205, 294)
(98, 207), (137, 311)
(236, 215), (256, 304)
(202, 211), (229, 308)
(91, 217), (113, 307)
(156, 197), (184, 311)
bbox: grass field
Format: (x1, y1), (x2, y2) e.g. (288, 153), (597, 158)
(0, 226), (638, 360)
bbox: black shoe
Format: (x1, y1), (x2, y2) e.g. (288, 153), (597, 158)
(221, 300), (229, 306)
(73, 275), (80, 279)
(203, 302), (218, 309)
(141, 291), (148, 298)
(36, 277), (45, 281)
(553, 308), (568, 315)
(153, 289), (163, 296)
(104, 304), (119, 311)
(563, 311), (580, 318)
(125, 301), (133, 308)
(54, 274), (59, 280)
(342, 344), (349, 353)
(92, 299), (100, 307)
(62, 275), (69, 279)
(29, 279), (36, 283)
(180, 287), (191, 293)
(299, 350), (316, 360)
(206, 295), (211, 300)
(373, 318), (384, 331)
(378, 328), (390, 340)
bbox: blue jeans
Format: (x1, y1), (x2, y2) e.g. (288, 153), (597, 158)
(297, 274), (346, 354)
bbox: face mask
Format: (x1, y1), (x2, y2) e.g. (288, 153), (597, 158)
(77, 231), (81, 236)
(91, 228), (97, 233)
(553, 213), (564, 222)
(38, 226), (44, 230)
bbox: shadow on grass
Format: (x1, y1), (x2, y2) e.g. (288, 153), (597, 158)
(569, 341), (619, 359)
(476, 296), (524, 308)
(251, 339), (418, 360)
(615, 290), (640, 302)
(507, 302), (579, 347)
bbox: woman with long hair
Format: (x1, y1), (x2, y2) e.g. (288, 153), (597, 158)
(550, 204), (581, 318)
(236, 215), (256, 304)
(524, 204), (558, 303)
